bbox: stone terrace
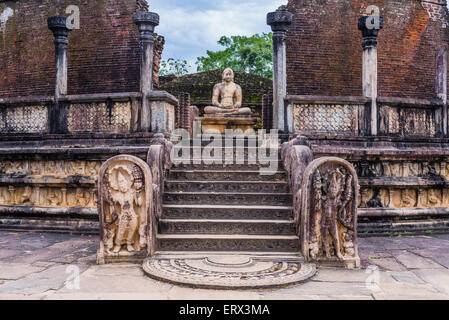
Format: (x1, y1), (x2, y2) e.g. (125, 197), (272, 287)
(0, 231), (448, 300)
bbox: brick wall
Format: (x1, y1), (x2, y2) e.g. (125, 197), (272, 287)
(0, 0), (163, 98)
(286, 0), (449, 99)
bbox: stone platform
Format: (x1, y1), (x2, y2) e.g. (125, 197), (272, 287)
(142, 254), (316, 289)
(196, 115), (260, 135)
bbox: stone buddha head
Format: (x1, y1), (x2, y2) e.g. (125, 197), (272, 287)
(222, 68), (234, 83)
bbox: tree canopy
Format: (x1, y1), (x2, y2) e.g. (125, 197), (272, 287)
(195, 33), (273, 79)
(159, 58), (192, 77)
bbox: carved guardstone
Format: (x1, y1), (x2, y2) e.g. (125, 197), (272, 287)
(97, 155), (153, 264)
(301, 157), (360, 268)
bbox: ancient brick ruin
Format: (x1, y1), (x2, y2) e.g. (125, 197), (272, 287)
(0, 0), (448, 278)
(0, 0), (164, 97)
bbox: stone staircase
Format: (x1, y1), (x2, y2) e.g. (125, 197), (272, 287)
(156, 141), (300, 253)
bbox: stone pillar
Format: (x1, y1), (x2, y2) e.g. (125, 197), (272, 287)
(48, 16), (71, 134)
(358, 15), (383, 136)
(436, 49), (447, 135)
(48, 17), (71, 101)
(134, 12), (160, 132)
(267, 7), (293, 133)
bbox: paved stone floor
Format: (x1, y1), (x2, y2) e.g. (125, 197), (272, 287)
(0, 231), (448, 300)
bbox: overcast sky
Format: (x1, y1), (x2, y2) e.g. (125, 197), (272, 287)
(149, 0), (286, 72)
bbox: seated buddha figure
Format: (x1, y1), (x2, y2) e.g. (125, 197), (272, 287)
(204, 68), (252, 115)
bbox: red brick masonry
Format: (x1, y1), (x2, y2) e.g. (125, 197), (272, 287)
(0, 0), (163, 98)
(286, 0), (449, 100)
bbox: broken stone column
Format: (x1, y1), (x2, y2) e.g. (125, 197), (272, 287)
(358, 15), (383, 136)
(436, 49), (447, 135)
(267, 6), (293, 133)
(48, 16), (71, 101)
(134, 12), (159, 132)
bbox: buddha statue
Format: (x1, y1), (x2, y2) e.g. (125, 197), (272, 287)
(204, 68), (252, 115)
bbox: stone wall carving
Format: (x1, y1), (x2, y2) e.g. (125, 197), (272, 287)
(379, 105), (437, 137)
(0, 186), (96, 207)
(358, 187), (449, 209)
(96, 155), (153, 264)
(301, 157), (360, 268)
(67, 102), (131, 133)
(0, 105), (48, 134)
(0, 160), (101, 177)
(293, 104), (362, 135)
(353, 160), (449, 179)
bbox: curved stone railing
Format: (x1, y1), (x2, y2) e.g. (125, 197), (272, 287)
(281, 136), (313, 231)
(146, 136), (173, 257)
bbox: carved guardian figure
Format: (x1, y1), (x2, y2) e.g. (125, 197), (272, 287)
(301, 157), (360, 268)
(97, 155), (153, 264)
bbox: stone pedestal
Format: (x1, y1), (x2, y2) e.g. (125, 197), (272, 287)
(196, 115), (259, 135)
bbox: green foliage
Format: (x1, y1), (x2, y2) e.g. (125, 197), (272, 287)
(196, 33), (273, 79)
(159, 58), (191, 77)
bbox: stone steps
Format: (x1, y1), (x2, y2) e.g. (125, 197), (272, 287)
(168, 170), (286, 181)
(172, 146), (281, 160)
(158, 141), (299, 253)
(164, 180), (290, 193)
(172, 161), (284, 171)
(162, 204), (294, 220)
(163, 192), (292, 206)
(159, 219), (296, 235)
(157, 234), (300, 252)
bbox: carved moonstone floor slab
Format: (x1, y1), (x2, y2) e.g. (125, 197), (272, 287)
(142, 255), (316, 289)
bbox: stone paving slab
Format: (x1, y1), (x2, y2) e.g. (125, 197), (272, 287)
(311, 268), (371, 283)
(0, 250), (22, 260)
(0, 264), (89, 295)
(372, 282), (449, 300)
(0, 263), (46, 280)
(166, 286), (262, 300)
(0, 231), (448, 300)
(270, 281), (373, 296)
(391, 251), (445, 269)
(365, 257), (408, 271)
(412, 269), (449, 296)
(391, 271), (426, 284)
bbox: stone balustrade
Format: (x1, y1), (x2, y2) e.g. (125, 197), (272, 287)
(285, 95), (447, 138)
(0, 92), (177, 135)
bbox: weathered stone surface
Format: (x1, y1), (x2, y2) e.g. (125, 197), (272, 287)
(276, 280), (372, 296)
(0, 263), (46, 280)
(0, 264), (89, 294)
(300, 157), (360, 268)
(7, 239), (93, 264)
(391, 251), (444, 269)
(312, 268), (373, 283)
(96, 155), (153, 264)
(1, 231), (449, 299)
(199, 116), (259, 135)
(391, 271), (426, 284)
(372, 282), (449, 300)
(0, 249), (22, 260)
(143, 255), (315, 289)
(204, 68), (252, 116)
(412, 269), (449, 295)
(365, 258), (407, 272)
